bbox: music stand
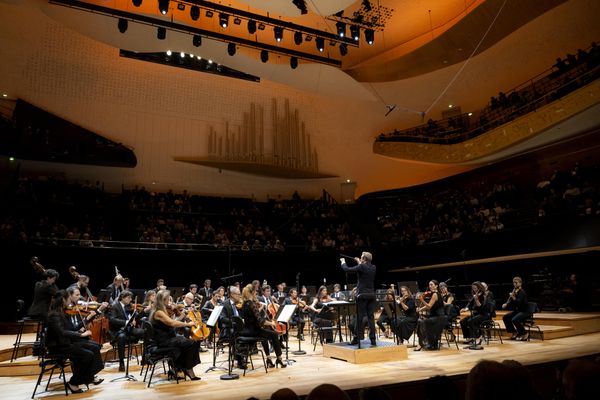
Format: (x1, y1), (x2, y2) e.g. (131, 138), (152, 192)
(278, 305), (297, 365)
(110, 313), (138, 382)
(97, 289), (110, 304)
(205, 305), (227, 373)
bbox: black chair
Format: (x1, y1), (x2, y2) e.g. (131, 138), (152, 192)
(12, 300), (43, 362)
(140, 320), (180, 388)
(31, 327), (71, 399)
(479, 319), (504, 345)
(523, 302), (542, 341)
(231, 316), (268, 376)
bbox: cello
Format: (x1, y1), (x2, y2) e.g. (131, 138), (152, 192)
(266, 302), (287, 335)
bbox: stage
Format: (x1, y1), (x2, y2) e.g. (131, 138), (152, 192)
(2, 313), (600, 399)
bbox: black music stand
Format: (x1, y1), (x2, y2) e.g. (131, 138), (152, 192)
(205, 305), (228, 373)
(220, 314), (241, 381)
(278, 304), (297, 365)
(110, 314), (138, 382)
(382, 300), (401, 344)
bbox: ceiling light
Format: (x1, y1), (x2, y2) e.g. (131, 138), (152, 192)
(190, 6), (200, 21)
(219, 13), (229, 28)
(180, 52), (185, 58)
(336, 21), (346, 38)
(258, 23), (266, 30)
(248, 20), (257, 34)
(227, 43), (236, 56)
(9, 157), (15, 161)
(350, 25), (360, 41)
(118, 18), (128, 34)
(192, 34), (202, 47)
(290, 56), (298, 69)
(364, 28), (374, 45)
(208, 59), (213, 64)
(166, 49), (172, 56)
(2, 94), (7, 97)
(448, 104), (453, 108)
(157, 27), (166, 40)
(294, 31), (303, 45)
(339, 43), (348, 56)
(260, 50), (268, 63)
(274, 27), (284, 42)
(158, 0), (169, 15)
(468, 112), (473, 116)
(132, 0), (142, 7)
(233, 17), (242, 25)
(315, 37), (324, 52)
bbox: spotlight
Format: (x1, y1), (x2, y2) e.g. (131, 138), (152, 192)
(158, 0), (169, 15)
(364, 28), (374, 45)
(219, 13), (229, 28)
(118, 18), (128, 34)
(227, 43), (236, 56)
(260, 50), (268, 63)
(362, 0), (372, 12)
(192, 34), (202, 47)
(315, 37), (324, 52)
(339, 43), (348, 56)
(166, 49), (172, 56)
(157, 27), (166, 40)
(294, 31), (303, 45)
(290, 56), (298, 69)
(292, 0), (308, 15)
(205, 10), (213, 18)
(190, 6), (200, 21)
(336, 21), (346, 38)
(180, 52), (185, 58)
(233, 17), (242, 25)
(248, 20), (256, 34)
(350, 25), (360, 41)
(132, 0), (142, 7)
(274, 27), (283, 42)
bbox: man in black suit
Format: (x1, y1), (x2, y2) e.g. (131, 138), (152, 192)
(28, 269), (60, 320)
(340, 252), (377, 346)
(218, 286), (245, 369)
(108, 290), (144, 371)
(200, 279), (213, 299)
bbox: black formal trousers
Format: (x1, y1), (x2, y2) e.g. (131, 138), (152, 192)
(355, 296), (377, 341)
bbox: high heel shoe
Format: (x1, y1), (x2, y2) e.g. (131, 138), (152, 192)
(67, 383), (84, 394)
(266, 358), (275, 368)
(276, 358), (287, 368)
(91, 377), (104, 385)
(414, 346), (422, 352)
(184, 369), (201, 381)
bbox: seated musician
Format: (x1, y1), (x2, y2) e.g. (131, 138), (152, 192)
(415, 280), (447, 351)
(28, 268), (59, 321)
(137, 290), (156, 321)
(108, 290), (144, 371)
(331, 284), (346, 300)
(105, 275), (125, 304)
(258, 285), (277, 306)
(218, 286), (247, 369)
(459, 282), (490, 345)
(240, 284), (286, 368)
(439, 282), (459, 339)
(299, 286), (310, 303)
(285, 288), (306, 340)
(150, 290), (201, 380)
(502, 276), (529, 341)
(377, 289), (395, 338)
(189, 284), (204, 305)
(305, 285), (335, 343)
(394, 286), (418, 344)
(46, 290), (104, 393)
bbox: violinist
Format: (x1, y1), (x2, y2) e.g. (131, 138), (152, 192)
(46, 290), (104, 393)
(28, 268), (59, 321)
(240, 284), (286, 368)
(150, 290), (201, 380)
(377, 289), (395, 338)
(285, 288), (306, 340)
(460, 282), (489, 346)
(137, 290), (156, 321)
(415, 280), (446, 351)
(502, 276), (529, 340)
(299, 285), (310, 303)
(306, 285), (335, 343)
(394, 286), (418, 344)
(439, 282), (459, 321)
(108, 290), (144, 371)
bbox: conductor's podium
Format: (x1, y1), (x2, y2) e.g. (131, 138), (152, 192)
(323, 340), (408, 364)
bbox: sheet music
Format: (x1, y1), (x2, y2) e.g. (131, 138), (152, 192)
(277, 304), (297, 323)
(206, 305), (223, 327)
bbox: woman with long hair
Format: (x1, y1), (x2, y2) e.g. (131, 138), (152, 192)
(150, 289), (201, 380)
(306, 285), (335, 343)
(394, 286), (418, 344)
(46, 290), (104, 393)
(415, 280), (447, 351)
(240, 284), (286, 368)
(460, 281), (489, 345)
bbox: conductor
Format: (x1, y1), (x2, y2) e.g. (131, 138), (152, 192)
(340, 252), (377, 346)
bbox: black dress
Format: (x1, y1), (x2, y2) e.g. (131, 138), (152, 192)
(417, 292), (447, 349)
(46, 312), (104, 386)
(395, 298), (418, 341)
(151, 317), (201, 370)
(241, 300), (282, 357)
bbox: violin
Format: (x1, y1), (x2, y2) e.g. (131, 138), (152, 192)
(64, 305), (93, 317)
(291, 298), (307, 309)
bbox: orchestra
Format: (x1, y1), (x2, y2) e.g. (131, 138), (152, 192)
(20, 254), (546, 393)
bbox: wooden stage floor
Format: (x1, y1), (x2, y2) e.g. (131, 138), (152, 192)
(2, 330), (600, 400)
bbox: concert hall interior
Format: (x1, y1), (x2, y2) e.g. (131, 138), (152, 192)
(2, 0), (600, 399)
